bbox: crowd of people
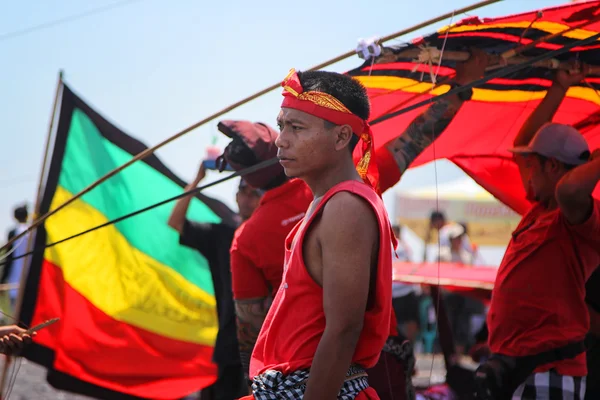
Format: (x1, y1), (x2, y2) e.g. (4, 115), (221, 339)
(1, 51), (599, 400)
(392, 215), (486, 357)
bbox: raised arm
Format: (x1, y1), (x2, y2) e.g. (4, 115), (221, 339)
(556, 150), (600, 225)
(514, 64), (590, 147)
(303, 193), (379, 400)
(513, 63), (590, 188)
(384, 49), (490, 176)
(167, 163), (205, 233)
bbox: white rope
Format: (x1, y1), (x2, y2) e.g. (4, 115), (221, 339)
(427, 10), (453, 389)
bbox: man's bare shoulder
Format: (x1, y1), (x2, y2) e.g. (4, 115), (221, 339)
(319, 191), (379, 237)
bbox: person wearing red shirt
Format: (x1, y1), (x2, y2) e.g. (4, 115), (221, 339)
(245, 67), (395, 400)
(482, 63), (600, 399)
(217, 53), (488, 390)
(239, 58), (485, 400)
(215, 120), (314, 382)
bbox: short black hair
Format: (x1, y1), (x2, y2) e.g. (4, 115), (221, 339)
(459, 221), (469, 235)
(296, 70), (370, 153)
(430, 210), (446, 222)
(14, 205), (28, 223)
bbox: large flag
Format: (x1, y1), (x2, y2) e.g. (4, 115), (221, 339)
(347, 0), (600, 215)
(19, 83), (237, 399)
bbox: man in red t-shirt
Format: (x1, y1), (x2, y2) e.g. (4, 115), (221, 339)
(215, 120), (314, 382)
(483, 64), (600, 398)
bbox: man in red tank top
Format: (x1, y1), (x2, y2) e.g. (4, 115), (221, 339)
(219, 53), (489, 397)
(244, 68), (396, 400)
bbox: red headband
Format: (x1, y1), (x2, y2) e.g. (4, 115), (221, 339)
(281, 68), (380, 194)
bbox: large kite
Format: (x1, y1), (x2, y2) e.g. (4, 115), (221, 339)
(347, 0), (600, 214)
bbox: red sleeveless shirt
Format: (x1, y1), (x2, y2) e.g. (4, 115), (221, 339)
(249, 180), (395, 378)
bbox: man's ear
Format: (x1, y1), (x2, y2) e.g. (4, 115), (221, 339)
(548, 157), (563, 173)
(334, 124), (354, 151)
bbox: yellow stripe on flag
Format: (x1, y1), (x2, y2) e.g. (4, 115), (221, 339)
(45, 186), (218, 346)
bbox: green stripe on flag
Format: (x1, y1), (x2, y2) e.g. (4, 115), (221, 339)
(56, 108), (219, 294)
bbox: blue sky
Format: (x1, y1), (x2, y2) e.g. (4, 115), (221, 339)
(0, 0), (568, 235)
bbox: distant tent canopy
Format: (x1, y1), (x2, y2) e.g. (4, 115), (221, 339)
(347, 0), (600, 215)
(395, 177), (521, 246)
(19, 84), (237, 400)
(393, 261), (496, 302)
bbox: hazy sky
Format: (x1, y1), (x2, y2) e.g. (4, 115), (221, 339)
(1, 0), (567, 235)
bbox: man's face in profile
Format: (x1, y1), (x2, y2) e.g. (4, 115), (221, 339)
(236, 185), (262, 221)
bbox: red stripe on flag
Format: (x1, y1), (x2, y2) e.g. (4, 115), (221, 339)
(31, 259), (217, 399)
(29, 259), (64, 350)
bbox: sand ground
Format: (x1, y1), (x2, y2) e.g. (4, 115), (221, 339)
(0, 353), (476, 399)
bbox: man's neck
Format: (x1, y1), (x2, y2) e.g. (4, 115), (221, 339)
(304, 159), (363, 198)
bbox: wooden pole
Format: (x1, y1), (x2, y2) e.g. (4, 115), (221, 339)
(0, 70), (64, 398)
(0, 0), (502, 255)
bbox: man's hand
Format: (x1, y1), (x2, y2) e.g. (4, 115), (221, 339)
(469, 342), (491, 363)
(0, 325), (35, 356)
(192, 162), (207, 187)
(555, 61), (591, 91)
(168, 161), (207, 233)
(455, 48), (490, 85)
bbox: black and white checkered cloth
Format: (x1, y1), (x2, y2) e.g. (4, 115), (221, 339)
(511, 370), (586, 399)
(251, 365), (369, 400)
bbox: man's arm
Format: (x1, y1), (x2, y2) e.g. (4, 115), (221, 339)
(230, 246), (271, 377)
(514, 63), (590, 147)
(556, 150), (600, 225)
(235, 297), (270, 378)
(384, 49), (490, 177)
(167, 163), (205, 233)
(513, 64), (590, 189)
(303, 193), (379, 400)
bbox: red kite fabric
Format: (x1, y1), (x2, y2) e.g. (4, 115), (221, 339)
(347, 1), (600, 215)
(393, 261), (496, 303)
(393, 261), (496, 290)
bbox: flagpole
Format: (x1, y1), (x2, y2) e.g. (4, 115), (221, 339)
(0, 70), (64, 398)
(0, 0), (502, 254)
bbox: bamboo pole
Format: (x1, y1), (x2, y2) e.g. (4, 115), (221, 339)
(0, 70), (64, 398)
(0, 0), (503, 255)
